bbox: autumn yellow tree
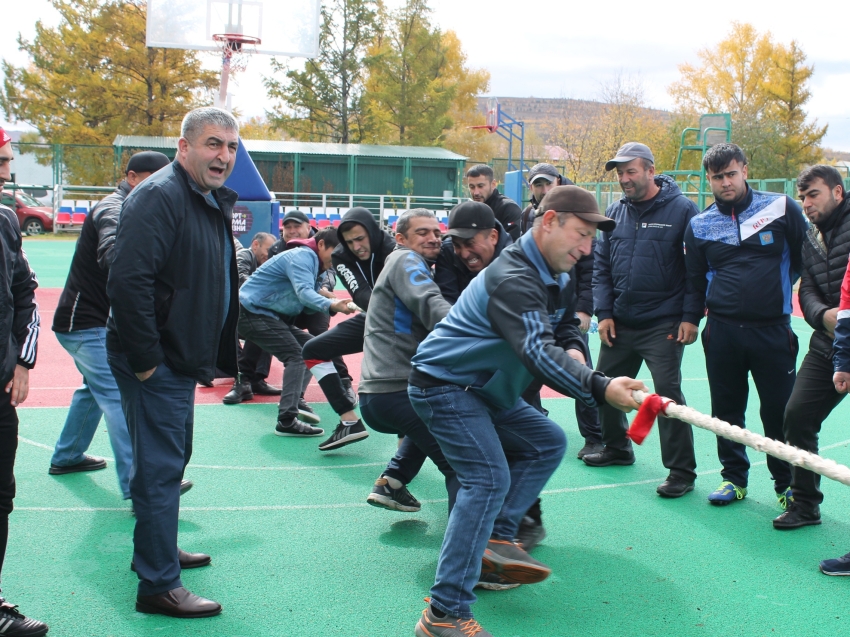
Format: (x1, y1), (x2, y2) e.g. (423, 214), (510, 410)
(669, 22), (825, 178)
(363, 0), (489, 147)
(1, 0), (216, 184)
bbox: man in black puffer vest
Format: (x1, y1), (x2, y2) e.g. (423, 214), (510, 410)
(774, 165), (850, 530)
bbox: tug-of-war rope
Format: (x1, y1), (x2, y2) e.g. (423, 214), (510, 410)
(627, 391), (850, 488)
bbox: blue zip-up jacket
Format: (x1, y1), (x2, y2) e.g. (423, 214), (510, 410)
(593, 174), (704, 328)
(239, 245), (331, 320)
(410, 232), (611, 411)
(684, 186), (806, 325)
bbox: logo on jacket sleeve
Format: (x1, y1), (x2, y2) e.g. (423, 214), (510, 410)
(759, 231), (774, 245)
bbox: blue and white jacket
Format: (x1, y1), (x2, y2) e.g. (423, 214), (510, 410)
(409, 232), (611, 411)
(239, 243), (331, 320)
(684, 186), (806, 325)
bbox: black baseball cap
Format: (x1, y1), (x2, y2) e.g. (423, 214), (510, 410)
(605, 142), (655, 172)
(527, 163), (560, 184)
(537, 185), (616, 232)
(282, 210), (310, 225)
(447, 201), (496, 239)
(126, 151), (170, 175)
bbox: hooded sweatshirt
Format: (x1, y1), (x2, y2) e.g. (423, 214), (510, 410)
(331, 207), (397, 311)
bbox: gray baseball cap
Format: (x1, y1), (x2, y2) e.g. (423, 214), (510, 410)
(605, 142), (655, 172)
(527, 163), (559, 184)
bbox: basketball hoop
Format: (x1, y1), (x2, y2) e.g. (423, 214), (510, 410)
(212, 33), (261, 111)
(212, 33), (261, 74)
(468, 98), (500, 134)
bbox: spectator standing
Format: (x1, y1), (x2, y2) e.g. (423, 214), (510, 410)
(465, 164), (522, 240)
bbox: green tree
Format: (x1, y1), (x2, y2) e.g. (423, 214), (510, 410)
(668, 22), (825, 178)
(1, 0), (216, 184)
(265, 0), (379, 143)
(363, 0), (489, 146)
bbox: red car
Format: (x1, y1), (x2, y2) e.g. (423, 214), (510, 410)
(0, 190), (55, 235)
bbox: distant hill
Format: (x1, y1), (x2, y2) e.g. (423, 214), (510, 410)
(477, 96), (672, 143)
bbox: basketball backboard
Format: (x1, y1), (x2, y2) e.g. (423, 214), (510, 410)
(146, 0), (321, 57)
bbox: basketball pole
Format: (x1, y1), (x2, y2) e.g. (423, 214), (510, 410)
(215, 49), (233, 111)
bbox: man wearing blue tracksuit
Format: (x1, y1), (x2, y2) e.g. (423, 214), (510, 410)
(408, 186), (646, 637)
(684, 143), (806, 507)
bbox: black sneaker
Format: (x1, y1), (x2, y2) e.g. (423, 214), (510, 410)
(297, 399), (321, 424)
(275, 418), (324, 437)
(0, 596), (49, 637)
(773, 502), (822, 530)
(318, 420), (369, 451)
(576, 440), (604, 459)
(515, 515), (546, 552)
(48, 455), (107, 475)
(366, 476), (421, 512)
(475, 573), (521, 591)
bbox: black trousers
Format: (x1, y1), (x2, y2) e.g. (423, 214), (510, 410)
(702, 317), (797, 490)
(596, 320), (697, 481)
(301, 313), (366, 362)
(237, 340), (272, 384)
(360, 391), (459, 511)
(293, 311), (350, 382)
(0, 390), (18, 581)
(783, 345), (845, 508)
(108, 352), (197, 596)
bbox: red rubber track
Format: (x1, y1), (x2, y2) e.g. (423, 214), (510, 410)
(26, 289), (806, 409)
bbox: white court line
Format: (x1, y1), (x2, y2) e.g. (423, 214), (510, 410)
(16, 438), (850, 513)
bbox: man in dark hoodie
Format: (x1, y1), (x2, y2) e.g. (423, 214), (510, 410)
(774, 165), (850, 529)
(300, 208), (397, 450)
(238, 227), (355, 440)
(588, 143), (702, 500)
(466, 164), (522, 241)
(519, 163), (603, 460)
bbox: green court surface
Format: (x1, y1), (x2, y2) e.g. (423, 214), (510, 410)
(8, 316), (850, 637)
(22, 238), (77, 288)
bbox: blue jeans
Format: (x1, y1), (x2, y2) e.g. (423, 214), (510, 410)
(408, 384), (566, 618)
(108, 351), (197, 596)
(52, 328), (133, 499)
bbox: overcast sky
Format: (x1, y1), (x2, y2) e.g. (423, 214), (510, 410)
(4, 0), (850, 150)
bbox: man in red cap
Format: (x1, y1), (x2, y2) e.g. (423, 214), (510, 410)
(0, 127), (48, 636)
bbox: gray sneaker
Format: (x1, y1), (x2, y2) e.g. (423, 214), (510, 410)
(275, 418), (324, 437)
(414, 602), (492, 637)
(480, 539), (551, 585)
(475, 572), (521, 591)
(297, 399), (321, 424)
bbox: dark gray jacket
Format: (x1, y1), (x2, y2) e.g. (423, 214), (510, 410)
(106, 160), (240, 381)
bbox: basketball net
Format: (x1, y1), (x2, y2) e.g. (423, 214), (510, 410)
(212, 34), (260, 111)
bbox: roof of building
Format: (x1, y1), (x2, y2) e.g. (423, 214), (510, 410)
(113, 136), (468, 161)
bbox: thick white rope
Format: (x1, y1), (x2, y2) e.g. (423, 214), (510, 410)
(632, 390), (850, 488)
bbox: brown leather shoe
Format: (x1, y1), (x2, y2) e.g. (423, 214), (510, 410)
(136, 587), (221, 618)
(131, 548), (211, 572)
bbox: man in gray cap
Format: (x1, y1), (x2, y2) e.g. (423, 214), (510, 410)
(409, 185), (646, 637)
(586, 142), (703, 499)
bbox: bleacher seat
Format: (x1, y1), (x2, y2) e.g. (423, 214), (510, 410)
(439, 222), (447, 233)
(314, 213), (328, 222)
(72, 207), (88, 224)
(329, 213), (342, 222)
(387, 215), (399, 228)
(332, 219), (342, 228)
(56, 210), (72, 225)
(317, 219), (332, 229)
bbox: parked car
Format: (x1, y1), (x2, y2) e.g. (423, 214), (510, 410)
(0, 190), (55, 235)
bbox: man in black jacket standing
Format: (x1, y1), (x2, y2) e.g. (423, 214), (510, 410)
(107, 107), (241, 618)
(774, 165), (850, 529)
(49, 151), (171, 501)
(0, 128), (47, 636)
(587, 143), (701, 499)
(466, 164), (522, 241)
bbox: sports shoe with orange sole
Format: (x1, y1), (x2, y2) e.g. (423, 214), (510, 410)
(480, 539), (551, 584)
(414, 599), (492, 637)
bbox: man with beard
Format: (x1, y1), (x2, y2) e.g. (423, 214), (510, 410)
(773, 165), (850, 529)
(465, 164), (522, 241)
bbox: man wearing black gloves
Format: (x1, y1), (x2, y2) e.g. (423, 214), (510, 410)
(107, 107), (242, 617)
(465, 164), (522, 240)
(0, 126), (47, 637)
(685, 143), (806, 508)
(774, 165), (850, 528)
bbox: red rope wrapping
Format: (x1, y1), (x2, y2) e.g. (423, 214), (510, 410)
(626, 394), (674, 445)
